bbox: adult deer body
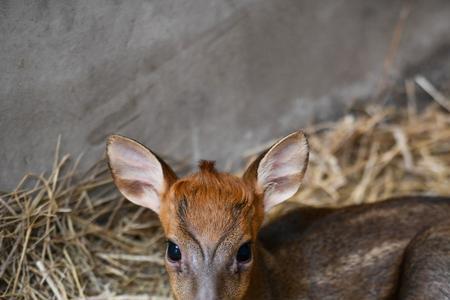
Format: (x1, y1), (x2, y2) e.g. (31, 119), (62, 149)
(106, 131), (450, 300)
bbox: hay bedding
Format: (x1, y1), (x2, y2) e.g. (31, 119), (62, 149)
(1, 101), (449, 299)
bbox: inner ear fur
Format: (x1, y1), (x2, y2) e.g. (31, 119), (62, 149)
(106, 135), (177, 214)
(243, 131), (309, 212)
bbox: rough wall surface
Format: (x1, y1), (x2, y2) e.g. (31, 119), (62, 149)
(1, 0), (449, 189)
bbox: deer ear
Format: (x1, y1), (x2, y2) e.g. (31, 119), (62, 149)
(106, 135), (177, 214)
(244, 131), (309, 212)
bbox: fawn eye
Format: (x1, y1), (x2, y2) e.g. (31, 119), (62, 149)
(236, 242), (252, 263)
(167, 241), (182, 262)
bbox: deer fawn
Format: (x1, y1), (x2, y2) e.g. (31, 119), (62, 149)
(106, 131), (450, 300)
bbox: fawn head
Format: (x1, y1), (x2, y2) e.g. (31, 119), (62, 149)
(106, 131), (309, 299)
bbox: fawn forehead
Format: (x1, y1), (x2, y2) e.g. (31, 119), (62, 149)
(162, 161), (257, 241)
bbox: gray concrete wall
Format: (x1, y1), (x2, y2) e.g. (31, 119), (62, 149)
(1, 0), (449, 190)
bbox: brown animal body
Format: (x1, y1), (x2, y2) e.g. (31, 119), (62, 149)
(106, 131), (450, 300)
(257, 197), (450, 299)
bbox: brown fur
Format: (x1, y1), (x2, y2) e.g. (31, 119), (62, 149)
(255, 196), (450, 299)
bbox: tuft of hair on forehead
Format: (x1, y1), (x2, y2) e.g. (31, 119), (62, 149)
(198, 160), (217, 173)
(167, 161), (263, 241)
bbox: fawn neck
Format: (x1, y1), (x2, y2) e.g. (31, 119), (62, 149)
(244, 243), (275, 299)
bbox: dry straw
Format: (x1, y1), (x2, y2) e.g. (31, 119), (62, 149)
(1, 102), (449, 299)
